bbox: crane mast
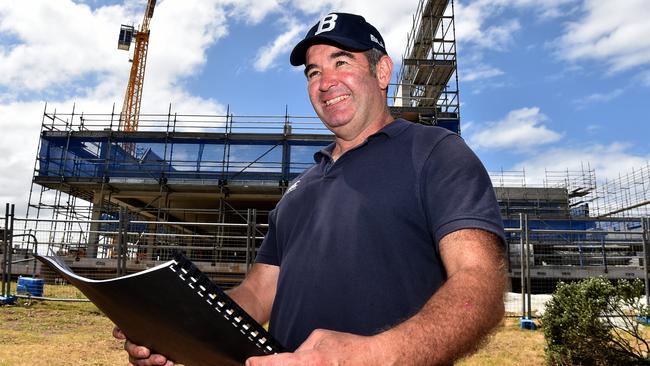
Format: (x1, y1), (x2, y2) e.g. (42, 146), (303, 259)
(118, 0), (156, 132)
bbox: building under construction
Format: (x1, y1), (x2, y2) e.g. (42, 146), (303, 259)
(2, 0), (650, 296)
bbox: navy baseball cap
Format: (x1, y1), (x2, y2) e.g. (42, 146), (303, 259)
(290, 12), (387, 66)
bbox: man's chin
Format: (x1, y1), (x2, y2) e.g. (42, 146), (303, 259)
(319, 114), (352, 130)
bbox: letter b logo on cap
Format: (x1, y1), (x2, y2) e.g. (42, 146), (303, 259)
(315, 14), (338, 35)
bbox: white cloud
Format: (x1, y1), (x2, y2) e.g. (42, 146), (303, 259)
(452, 0), (578, 93)
(454, 0), (576, 50)
(482, 19), (521, 51)
(586, 124), (600, 133)
(225, 0), (285, 24)
(513, 143), (650, 183)
(509, 0), (579, 19)
(145, 0), (229, 90)
(640, 70), (650, 87)
(254, 18), (305, 72)
(555, 0), (650, 72)
(461, 64), (504, 82)
(455, 2), (519, 50)
(0, 0), (232, 108)
(468, 107), (563, 151)
(0, 101), (49, 214)
(573, 88), (624, 109)
(289, 0), (342, 16)
(0, 0), (130, 95)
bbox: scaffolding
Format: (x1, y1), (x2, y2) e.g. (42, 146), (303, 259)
(489, 166), (597, 219)
(390, 0), (460, 133)
(17, 104), (336, 284)
(590, 162), (650, 218)
(492, 162), (650, 219)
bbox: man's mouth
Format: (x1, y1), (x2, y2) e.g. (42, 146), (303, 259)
(324, 94), (349, 107)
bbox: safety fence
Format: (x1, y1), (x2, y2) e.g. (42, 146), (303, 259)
(503, 214), (650, 318)
(1, 203), (268, 296)
(3, 203), (650, 319)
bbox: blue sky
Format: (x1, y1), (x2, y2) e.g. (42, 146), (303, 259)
(1, 0), (649, 211)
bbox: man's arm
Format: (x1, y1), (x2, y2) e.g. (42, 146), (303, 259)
(115, 262), (279, 366)
(246, 228), (506, 366)
(227, 262), (279, 324)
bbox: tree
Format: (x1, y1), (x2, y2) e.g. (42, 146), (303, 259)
(542, 277), (650, 365)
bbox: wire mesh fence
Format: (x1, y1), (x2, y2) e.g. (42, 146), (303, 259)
(2, 204), (268, 293)
(503, 215), (650, 318)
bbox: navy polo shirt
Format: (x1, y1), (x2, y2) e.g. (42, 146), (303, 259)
(256, 119), (504, 351)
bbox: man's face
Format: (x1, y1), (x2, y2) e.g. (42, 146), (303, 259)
(304, 44), (386, 138)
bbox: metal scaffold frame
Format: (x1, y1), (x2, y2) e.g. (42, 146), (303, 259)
(22, 104), (335, 268)
(591, 162), (650, 218)
(489, 165), (598, 219)
(390, 0), (460, 132)
(33, 104), (332, 185)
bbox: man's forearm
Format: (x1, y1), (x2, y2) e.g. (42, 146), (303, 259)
(226, 263), (279, 325)
(374, 265), (506, 365)
(227, 285), (268, 325)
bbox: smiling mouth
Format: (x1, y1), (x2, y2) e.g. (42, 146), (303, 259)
(324, 94), (349, 107)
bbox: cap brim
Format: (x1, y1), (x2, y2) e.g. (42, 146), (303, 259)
(290, 35), (372, 66)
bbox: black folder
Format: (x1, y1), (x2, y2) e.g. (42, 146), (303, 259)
(36, 253), (285, 366)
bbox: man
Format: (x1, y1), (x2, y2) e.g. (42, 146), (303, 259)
(116, 12), (506, 365)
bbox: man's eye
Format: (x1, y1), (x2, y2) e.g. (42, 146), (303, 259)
(307, 70), (320, 79)
(335, 60), (347, 67)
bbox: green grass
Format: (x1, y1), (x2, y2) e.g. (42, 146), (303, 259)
(1, 283), (125, 366)
(458, 318), (546, 365)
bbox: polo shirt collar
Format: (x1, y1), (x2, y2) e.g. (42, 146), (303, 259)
(313, 142), (336, 163)
(314, 119), (410, 162)
(374, 118), (410, 138)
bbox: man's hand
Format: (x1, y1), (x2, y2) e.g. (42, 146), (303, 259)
(112, 326), (174, 366)
(245, 329), (388, 366)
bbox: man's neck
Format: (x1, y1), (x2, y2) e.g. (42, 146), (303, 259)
(331, 112), (394, 161)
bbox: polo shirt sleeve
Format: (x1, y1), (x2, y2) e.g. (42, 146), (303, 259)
(254, 208), (280, 266)
(421, 134), (505, 248)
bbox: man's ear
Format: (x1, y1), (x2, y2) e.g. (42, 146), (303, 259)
(376, 55), (393, 90)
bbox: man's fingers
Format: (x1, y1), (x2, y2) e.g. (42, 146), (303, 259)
(115, 327), (172, 365)
(112, 326), (126, 340)
(127, 352), (171, 366)
(124, 339), (151, 359)
(295, 328), (333, 351)
(246, 353), (294, 366)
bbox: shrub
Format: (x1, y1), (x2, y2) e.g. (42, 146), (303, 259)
(542, 277), (650, 365)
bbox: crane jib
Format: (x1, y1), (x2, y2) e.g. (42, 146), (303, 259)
(146, 0), (156, 19)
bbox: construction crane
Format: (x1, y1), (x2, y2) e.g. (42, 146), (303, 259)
(117, 0), (156, 132)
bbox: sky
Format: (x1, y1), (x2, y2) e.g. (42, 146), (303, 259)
(1, 0), (649, 214)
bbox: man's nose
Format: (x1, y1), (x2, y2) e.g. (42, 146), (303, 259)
(319, 69), (338, 91)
